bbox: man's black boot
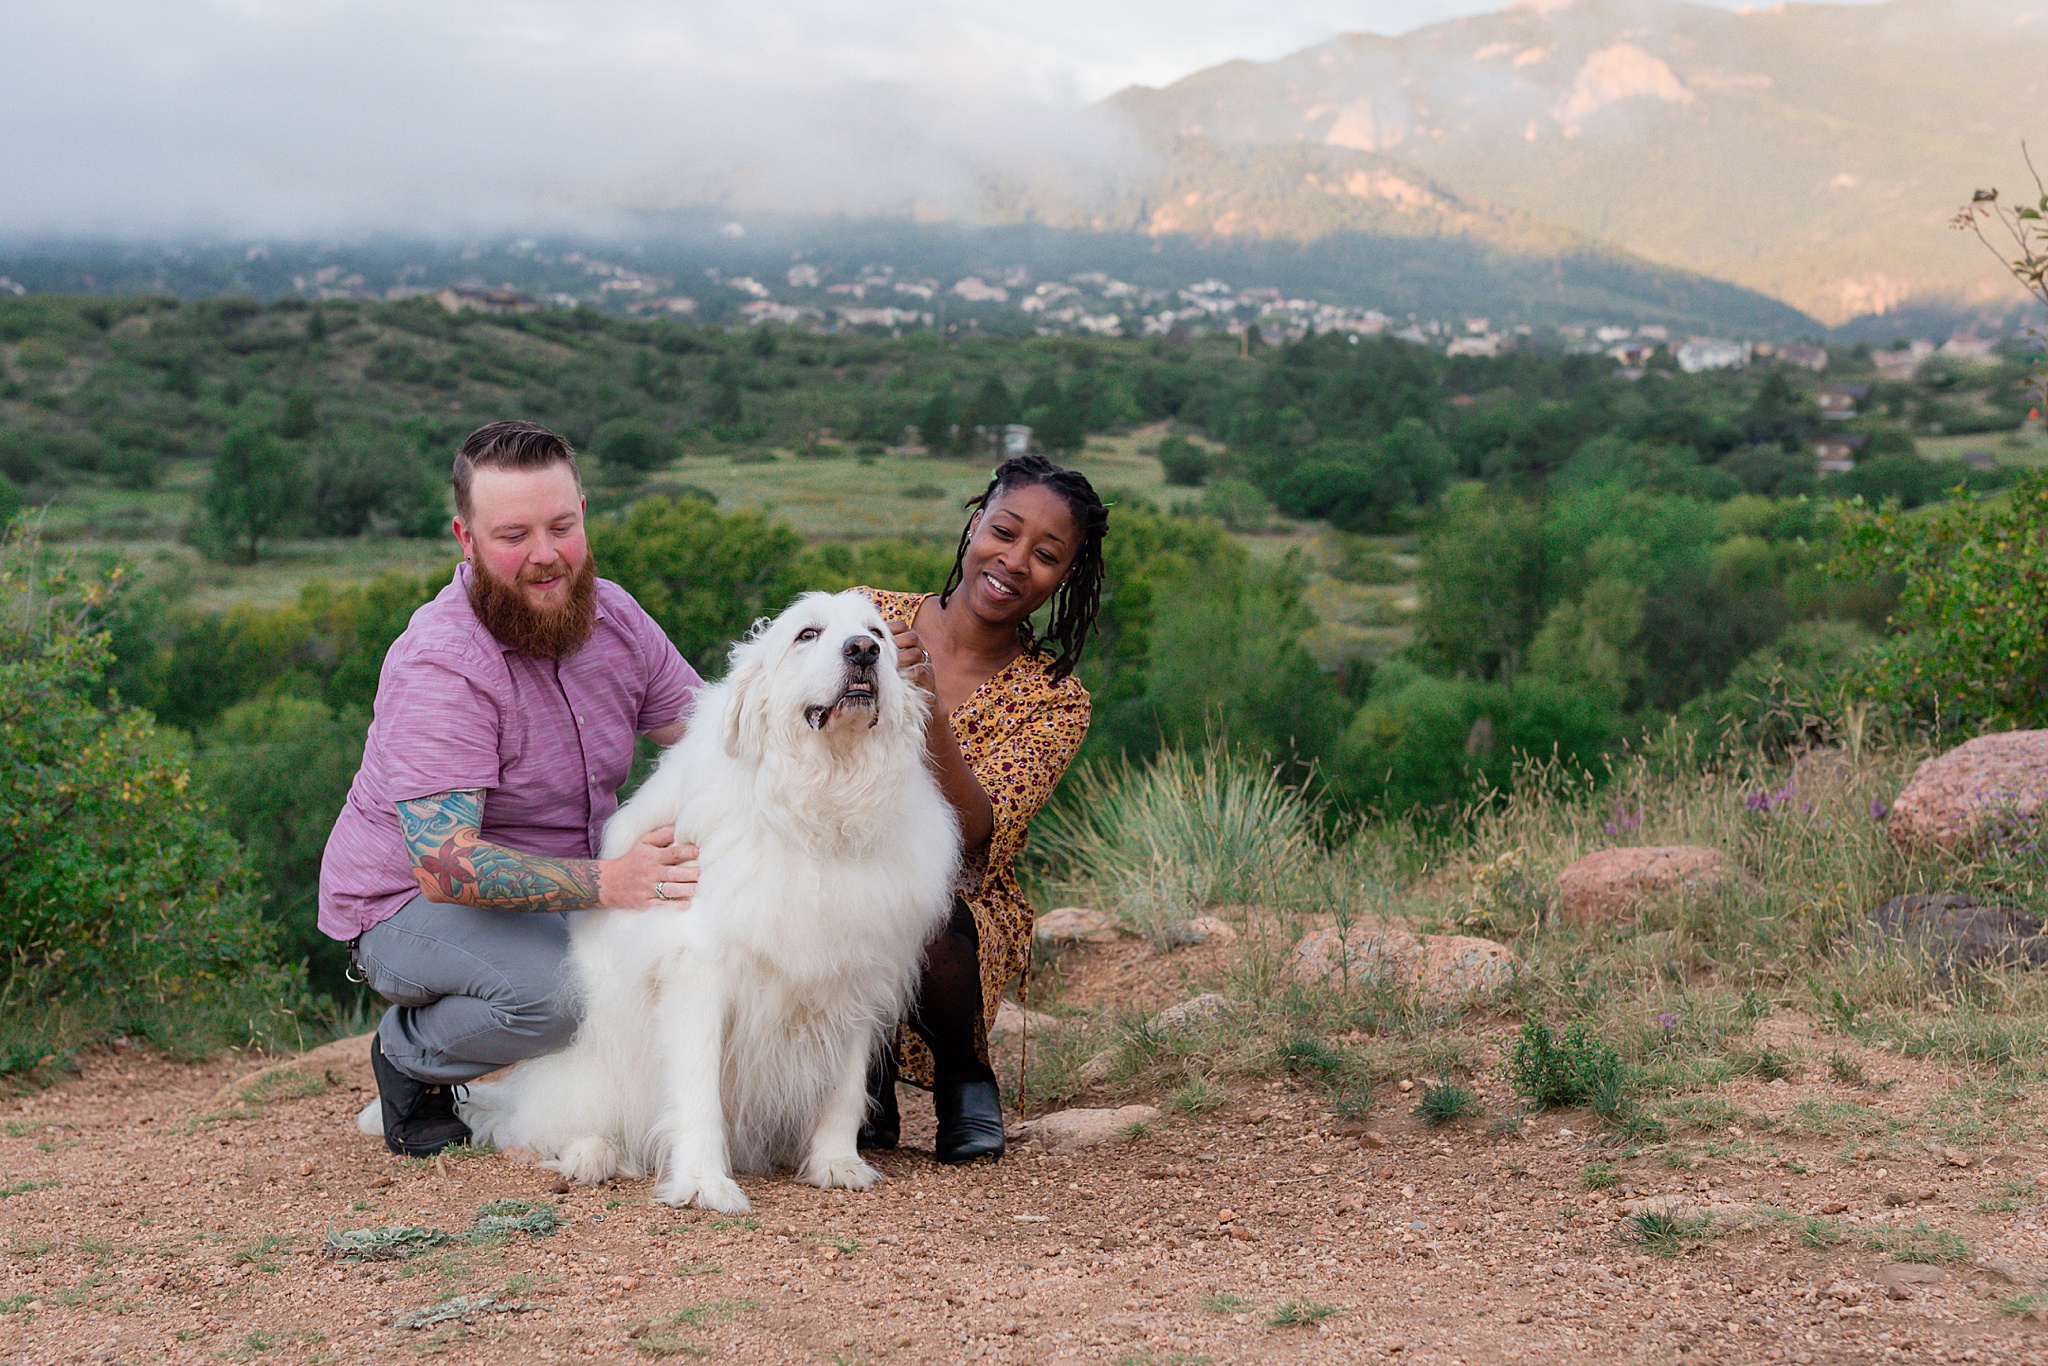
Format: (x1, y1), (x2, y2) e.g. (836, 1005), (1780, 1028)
(370, 1033), (471, 1157)
(858, 1048), (900, 1151)
(933, 1075), (1004, 1165)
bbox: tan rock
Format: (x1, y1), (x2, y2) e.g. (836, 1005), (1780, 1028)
(1875, 1263), (1947, 1289)
(1164, 915), (1238, 947)
(1006, 1105), (1161, 1152)
(1147, 993), (1242, 1034)
(988, 999), (1069, 1045)
(1888, 730), (2048, 851)
(1285, 918), (1517, 1005)
(1033, 906), (1119, 945)
(1552, 845), (1735, 924)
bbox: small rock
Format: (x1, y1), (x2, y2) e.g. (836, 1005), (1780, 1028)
(1882, 1191), (1911, 1207)
(1005, 1105), (1162, 1153)
(1146, 994), (1242, 1034)
(548, 1175), (572, 1195)
(1940, 1145), (1975, 1168)
(1243, 1109), (1270, 1125)
(1553, 846), (1739, 924)
(1866, 895), (2048, 977)
(1360, 1132), (1388, 1150)
(1977, 1258), (2026, 1285)
(1885, 1284), (1913, 1302)
(988, 999), (1068, 1045)
(1032, 907), (1119, 945)
(1397, 1079), (1414, 1093)
(1161, 916), (1238, 947)
(1888, 730), (2048, 852)
(1824, 1281), (1863, 1305)
(1285, 918), (1517, 1004)
(299, 1160), (315, 1177)
(1821, 1201), (1848, 1215)
(1217, 1208), (1237, 1224)
(1074, 1050), (1117, 1084)
(1875, 1263), (1947, 1289)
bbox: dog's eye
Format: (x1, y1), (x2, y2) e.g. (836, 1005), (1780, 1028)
(795, 627), (820, 643)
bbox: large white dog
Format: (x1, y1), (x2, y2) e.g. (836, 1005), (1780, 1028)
(456, 591), (959, 1212)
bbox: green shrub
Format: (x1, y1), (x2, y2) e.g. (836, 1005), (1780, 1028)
(0, 524), (311, 1065)
(1504, 1018), (1630, 1113)
(1414, 1079), (1484, 1126)
(1156, 435), (1212, 487)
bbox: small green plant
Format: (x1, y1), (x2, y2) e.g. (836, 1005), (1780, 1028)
(1268, 1300), (1341, 1328)
(235, 1233), (293, 1273)
(1505, 1019), (1629, 1113)
(469, 1199), (559, 1242)
(1622, 1210), (1712, 1254)
(1171, 1073), (1225, 1116)
(0, 1180), (55, 1199)
(1328, 1085), (1373, 1120)
(1276, 1035), (1349, 1082)
(1798, 1216), (1847, 1249)
(703, 1216), (759, 1233)
(1581, 1163), (1620, 1191)
(1999, 1291), (2048, 1319)
(1730, 1046), (1794, 1082)
(1199, 1292), (1251, 1314)
(1413, 1080), (1484, 1127)
(1865, 1221), (1969, 1265)
(1827, 1051), (1868, 1086)
(1119, 1120), (1154, 1143)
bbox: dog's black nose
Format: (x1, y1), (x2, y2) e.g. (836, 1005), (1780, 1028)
(843, 636), (880, 667)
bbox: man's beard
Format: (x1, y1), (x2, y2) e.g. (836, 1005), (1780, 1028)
(467, 554), (598, 660)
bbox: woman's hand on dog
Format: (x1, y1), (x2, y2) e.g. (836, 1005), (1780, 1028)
(599, 825), (700, 910)
(889, 619), (937, 696)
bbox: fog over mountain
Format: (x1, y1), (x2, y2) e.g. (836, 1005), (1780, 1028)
(7, 0), (2033, 327)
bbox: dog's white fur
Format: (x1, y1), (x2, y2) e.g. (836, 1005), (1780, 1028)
(451, 591), (959, 1211)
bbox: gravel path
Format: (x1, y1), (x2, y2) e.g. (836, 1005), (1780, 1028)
(5, 1011), (2048, 1362)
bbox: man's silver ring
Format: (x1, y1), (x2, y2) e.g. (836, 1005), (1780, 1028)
(918, 649), (930, 665)
(653, 881), (671, 901)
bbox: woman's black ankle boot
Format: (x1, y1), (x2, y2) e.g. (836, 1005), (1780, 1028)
(933, 1073), (1004, 1164)
(858, 1049), (900, 1151)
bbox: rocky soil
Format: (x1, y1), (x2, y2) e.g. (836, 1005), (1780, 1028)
(6, 936), (2048, 1365)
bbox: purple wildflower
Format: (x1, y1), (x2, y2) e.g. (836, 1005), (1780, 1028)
(1605, 803), (1645, 837)
(1657, 1013), (1679, 1031)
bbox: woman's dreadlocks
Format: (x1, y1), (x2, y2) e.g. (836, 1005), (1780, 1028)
(939, 454), (1109, 682)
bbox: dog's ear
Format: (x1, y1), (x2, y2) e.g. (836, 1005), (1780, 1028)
(721, 647), (769, 759)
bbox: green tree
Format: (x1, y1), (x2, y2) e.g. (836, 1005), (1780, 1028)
(590, 494), (807, 672)
(1414, 485), (1546, 680)
(1834, 471), (2048, 728)
(0, 525), (308, 1057)
(277, 391), (318, 440)
(190, 696), (368, 995)
(204, 423), (305, 562)
(305, 426), (442, 536)
(1156, 435), (1212, 487)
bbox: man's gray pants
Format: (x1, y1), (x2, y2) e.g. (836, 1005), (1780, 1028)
(354, 893), (580, 1085)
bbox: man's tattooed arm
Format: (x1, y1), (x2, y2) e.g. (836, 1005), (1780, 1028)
(397, 790), (604, 912)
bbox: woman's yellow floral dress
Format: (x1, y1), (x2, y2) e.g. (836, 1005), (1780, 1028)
(859, 588), (1092, 1087)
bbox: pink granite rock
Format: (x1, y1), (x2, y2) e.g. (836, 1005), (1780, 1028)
(1553, 845), (1733, 924)
(1888, 730), (2048, 852)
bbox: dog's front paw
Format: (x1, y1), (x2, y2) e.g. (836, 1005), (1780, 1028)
(543, 1136), (621, 1186)
(654, 1169), (751, 1213)
(800, 1153), (882, 1191)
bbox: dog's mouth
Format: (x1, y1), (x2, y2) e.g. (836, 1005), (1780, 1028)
(803, 672), (880, 730)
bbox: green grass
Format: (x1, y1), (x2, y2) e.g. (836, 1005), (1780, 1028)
(1581, 1163), (1620, 1191)
(1413, 1080), (1484, 1127)
(1268, 1301), (1341, 1328)
(1199, 1292), (1251, 1314)
(1622, 1210), (1714, 1255)
(0, 1180), (55, 1199)
(235, 1234), (293, 1273)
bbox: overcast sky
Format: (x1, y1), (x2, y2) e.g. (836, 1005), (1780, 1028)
(0, 0), (1884, 240)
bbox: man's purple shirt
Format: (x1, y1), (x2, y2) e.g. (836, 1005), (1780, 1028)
(316, 563), (701, 941)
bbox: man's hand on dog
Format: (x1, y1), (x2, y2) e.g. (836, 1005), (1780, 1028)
(889, 619), (936, 694)
(600, 825), (700, 910)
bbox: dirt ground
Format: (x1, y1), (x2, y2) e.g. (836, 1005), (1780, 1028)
(6, 939), (2048, 1365)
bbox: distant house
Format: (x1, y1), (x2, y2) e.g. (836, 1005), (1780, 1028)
(1606, 341), (1656, 366)
(1776, 342), (1829, 372)
(950, 277), (1010, 304)
(786, 264), (821, 289)
(1676, 338), (1750, 373)
(1941, 332), (1999, 364)
(432, 285), (537, 315)
(1873, 340), (1936, 381)
(1446, 335), (1500, 358)
(1816, 384), (1871, 420)
(1811, 433), (1868, 474)
(1003, 424), (1032, 457)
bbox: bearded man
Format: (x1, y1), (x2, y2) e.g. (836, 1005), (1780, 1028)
(319, 420), (701, 1156)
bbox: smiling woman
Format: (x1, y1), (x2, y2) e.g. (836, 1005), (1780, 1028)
(855, 454), (1110, 1165)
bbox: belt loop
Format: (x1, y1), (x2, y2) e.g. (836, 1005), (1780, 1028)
(344, 934), (367, 986)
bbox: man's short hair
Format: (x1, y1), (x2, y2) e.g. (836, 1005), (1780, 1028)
(452, 420), (581, 522)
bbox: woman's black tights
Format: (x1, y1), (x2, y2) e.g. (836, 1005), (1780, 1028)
(908, 897), (994, 1086)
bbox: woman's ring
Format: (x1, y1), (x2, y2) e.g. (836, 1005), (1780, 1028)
(654, 881), (672, 901)
(918, 649), (930, 665)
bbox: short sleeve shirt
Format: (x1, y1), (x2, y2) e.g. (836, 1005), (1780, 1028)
(316, 563), (700, 940)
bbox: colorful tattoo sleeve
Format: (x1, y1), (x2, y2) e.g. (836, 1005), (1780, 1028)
(397, 790), (603, 913)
